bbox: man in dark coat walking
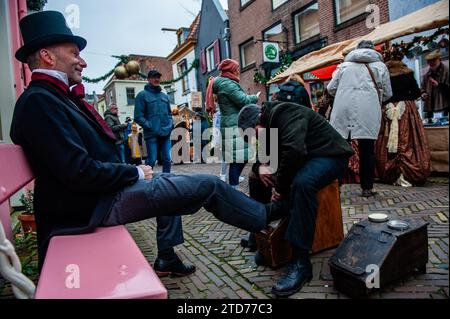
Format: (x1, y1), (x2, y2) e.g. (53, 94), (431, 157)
(10, 11), (271, 276)
(134, 69), (173, 172)
(104, 103), (130, 163)
(237, 83), (354, 297)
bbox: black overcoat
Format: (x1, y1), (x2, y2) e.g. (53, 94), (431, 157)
(10, 80), (138, 267)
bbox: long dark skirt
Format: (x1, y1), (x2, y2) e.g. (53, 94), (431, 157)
(375, 100), (431, 185)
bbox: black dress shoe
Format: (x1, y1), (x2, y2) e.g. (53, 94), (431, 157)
(154, 255), (196, 277)
(361, 189), (378, 197)
(271, 256), (313, 297)
(266, 199), (290, 223)
(240, 233), (257, 252)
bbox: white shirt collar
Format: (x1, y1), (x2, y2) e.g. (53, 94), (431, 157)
(33, 69), (69, 86)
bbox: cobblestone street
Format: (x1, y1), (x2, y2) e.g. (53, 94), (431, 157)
(1, 163), (448, 299)
(126, 163), (449, 300)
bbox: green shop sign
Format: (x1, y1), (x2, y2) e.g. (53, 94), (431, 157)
(263, 42), (280, 63)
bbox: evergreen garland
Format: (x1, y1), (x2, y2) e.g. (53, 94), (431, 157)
(82, 69), (115, 84)
(144, 59), (199, 85)
(253, 28), (449, 86)
(388, 27), (449, 59)
(253, 52), (294, 85)
(253, 72), (269, 85)
(82, 55), (128, 83)
(82, 55), (199, 85)
(26, 0), (47, 11)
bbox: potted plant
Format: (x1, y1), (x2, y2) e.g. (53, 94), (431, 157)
(14, 231), (39, 278)
(18, 189), (36, 233)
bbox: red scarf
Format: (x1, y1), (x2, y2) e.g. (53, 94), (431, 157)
(205, 59), (241, 114)
(31, 72), (116, 141)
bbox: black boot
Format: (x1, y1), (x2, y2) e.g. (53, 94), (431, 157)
(271, 249), (312, 297)
(154, 250), (196, 277)
(240, 233), (257, 252)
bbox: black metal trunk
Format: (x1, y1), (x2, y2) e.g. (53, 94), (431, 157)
(329, 218), (429, 298)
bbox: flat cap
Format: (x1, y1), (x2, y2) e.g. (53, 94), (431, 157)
(237, 104), (262, 131)
(147, 69), (162, 78)
(425, 50), (441, 61)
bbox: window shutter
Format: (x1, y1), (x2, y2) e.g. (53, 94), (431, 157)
(213, 40), (221, 67)
(200, 49), (207, 74)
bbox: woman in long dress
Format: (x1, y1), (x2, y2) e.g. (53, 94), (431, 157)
(375, 56), (431, 186)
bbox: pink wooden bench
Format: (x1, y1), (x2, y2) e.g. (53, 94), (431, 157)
(0, 144), (167, 299)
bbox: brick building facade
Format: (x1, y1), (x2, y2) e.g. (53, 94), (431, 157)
(228, 0), (390, 102)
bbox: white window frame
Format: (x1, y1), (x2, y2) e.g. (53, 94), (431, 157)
(272, 0), (289, 10)
(240, 0), (251, 7)
(240, 39), (255, 69)
(108, 90), (114, 105)
(263, 23), (283, 41)
(126, 87), (135, 105)
(334, 0), (370, 25)
(294, 2), (320, 44)
(177, 59), (190, 94)
(206, 43), (216, 73)
(178, 31), (186, 46)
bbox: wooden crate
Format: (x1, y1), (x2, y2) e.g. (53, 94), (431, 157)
(255, 181), (344, 268)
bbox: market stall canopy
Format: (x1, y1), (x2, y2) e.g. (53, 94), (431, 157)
(343, 0), (449, 54)
(269, 0), (449, 84)
(268, 39), (357, 84)
(309, 64), (338, 81)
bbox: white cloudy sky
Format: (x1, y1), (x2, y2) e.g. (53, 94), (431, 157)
(45, 0), (228, 94)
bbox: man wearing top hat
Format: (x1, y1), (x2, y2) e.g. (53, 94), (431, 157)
(421, 50), (449, 121)
(10, 11), (274, 277)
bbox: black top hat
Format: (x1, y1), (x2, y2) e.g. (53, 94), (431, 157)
(15, 11), (87, 63)
(147, 69), (162, 78)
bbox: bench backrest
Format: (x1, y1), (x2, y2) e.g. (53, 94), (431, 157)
(0, 144), (34, 239)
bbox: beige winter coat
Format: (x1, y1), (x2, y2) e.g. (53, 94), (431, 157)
(328, 48), (393, 140)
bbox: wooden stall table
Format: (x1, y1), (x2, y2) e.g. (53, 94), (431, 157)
(424, 125), (449, 173)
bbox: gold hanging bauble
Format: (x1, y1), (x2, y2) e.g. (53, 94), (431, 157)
(126, 60), (140, 75)
(114, 65), (129, 79)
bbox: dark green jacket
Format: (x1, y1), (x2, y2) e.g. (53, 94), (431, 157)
(213, 76), (258, 162)
(260, 101), (354, 195)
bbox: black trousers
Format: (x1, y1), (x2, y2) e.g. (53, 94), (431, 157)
(357, 139), (376, 191)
